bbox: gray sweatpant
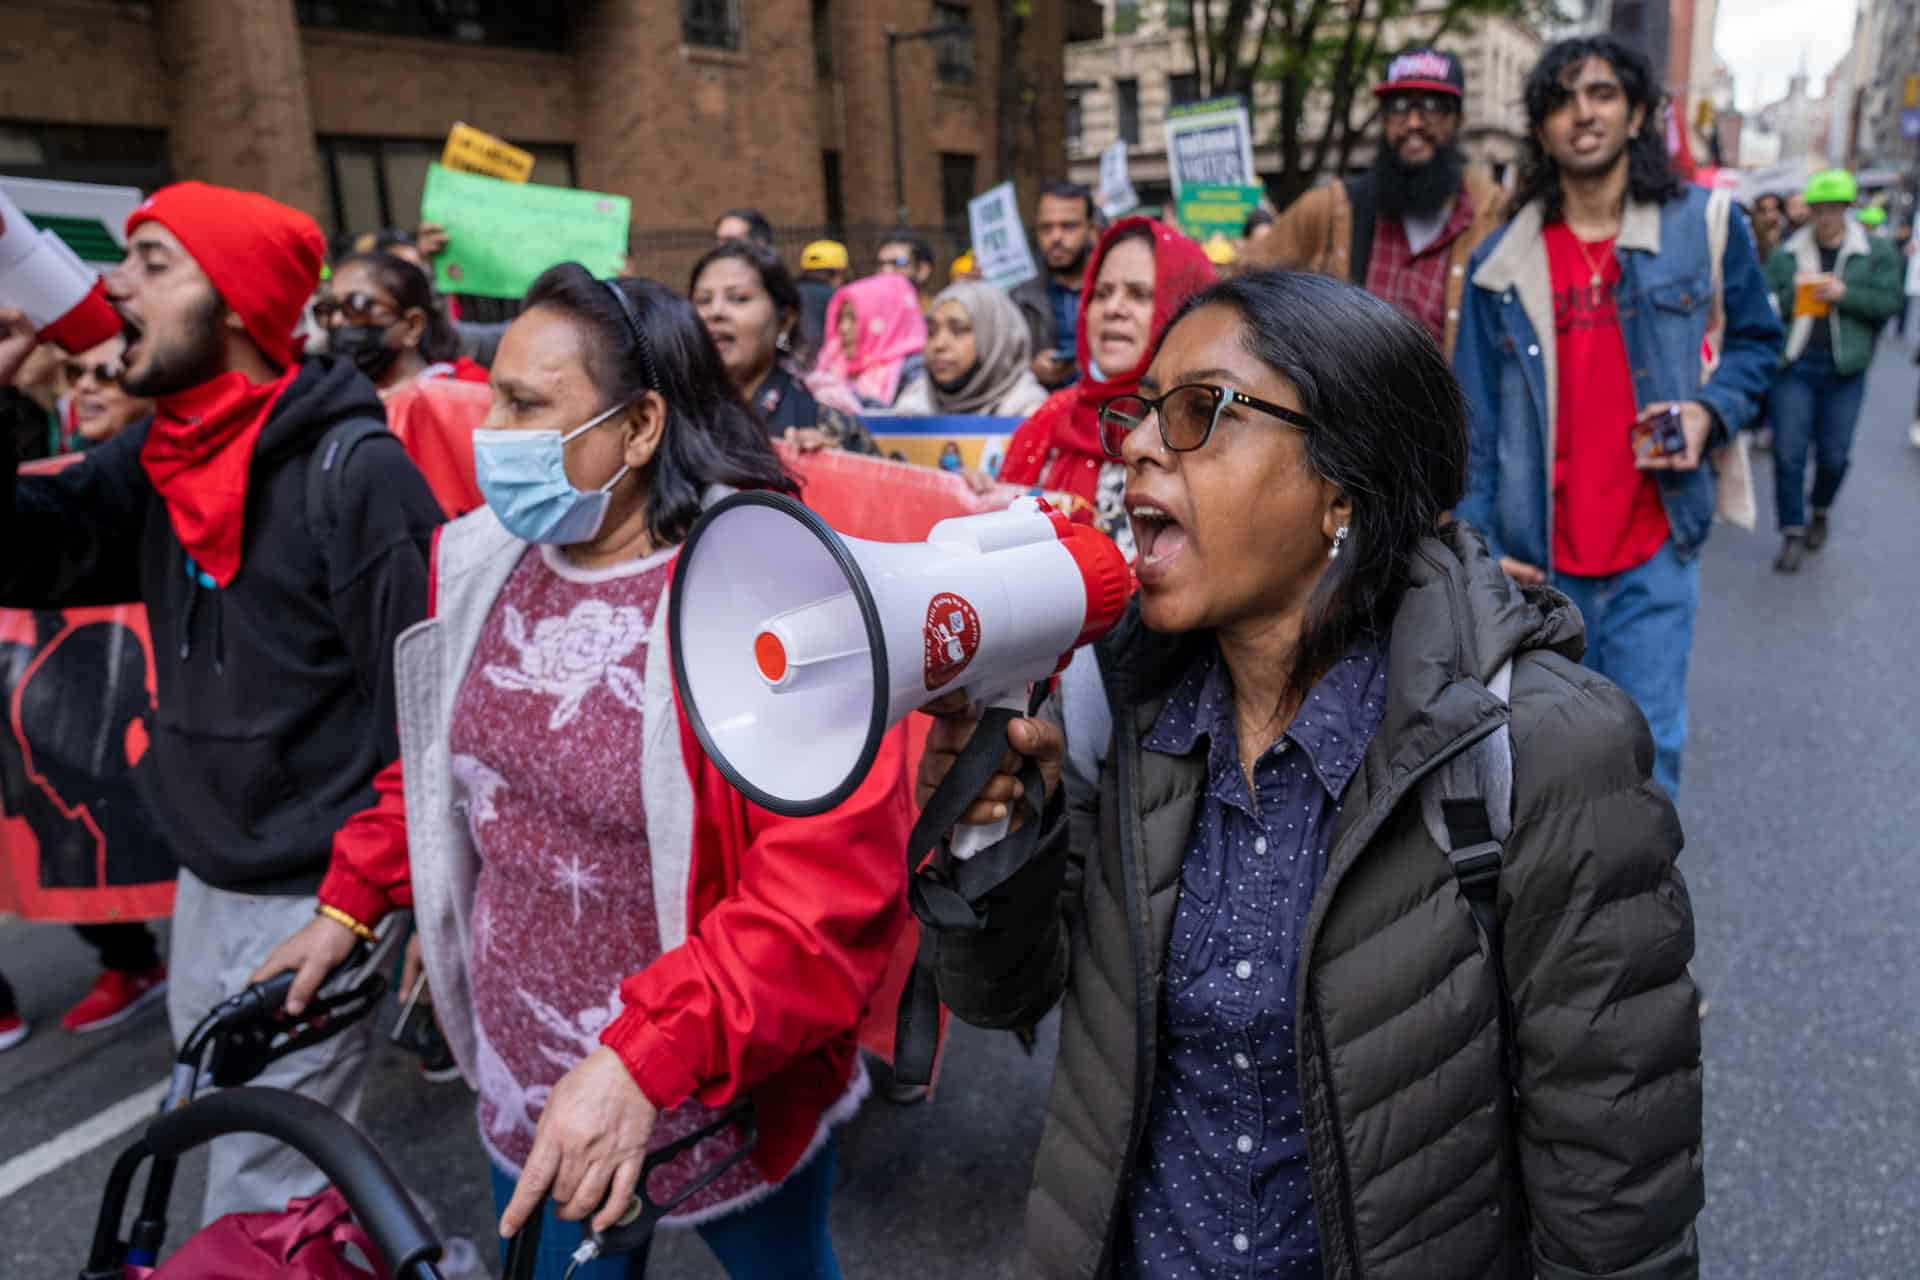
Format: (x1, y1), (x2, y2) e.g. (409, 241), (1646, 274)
(165, 868), (376, 1227)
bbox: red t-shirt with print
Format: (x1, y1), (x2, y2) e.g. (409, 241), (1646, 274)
(1545, 223), (1669, 577)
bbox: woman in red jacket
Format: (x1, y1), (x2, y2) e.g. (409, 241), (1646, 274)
(257, 265), (913, 1279)
(997, 216), (1217, 553)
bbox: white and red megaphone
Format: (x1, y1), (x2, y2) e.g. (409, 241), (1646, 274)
(670, 492), (1132, 852)
(0, 185), (122, 354)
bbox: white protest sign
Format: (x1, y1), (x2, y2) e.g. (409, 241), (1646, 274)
(1164, 97), (1257, 197)
(967, 181), (1038, 291)
(1097, 140), (1139, 219)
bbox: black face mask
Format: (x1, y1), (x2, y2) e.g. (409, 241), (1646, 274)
(328, 324), (401, 379)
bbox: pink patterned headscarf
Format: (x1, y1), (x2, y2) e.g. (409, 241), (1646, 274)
(816, 273), (927, 408)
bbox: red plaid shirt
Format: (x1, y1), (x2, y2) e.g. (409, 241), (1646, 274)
(1363, 190), (1475, 348)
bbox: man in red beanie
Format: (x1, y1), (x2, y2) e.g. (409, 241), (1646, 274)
(0, 182), (445, 1224)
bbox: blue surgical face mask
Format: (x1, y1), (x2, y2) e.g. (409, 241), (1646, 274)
(473, 403), (631, 545)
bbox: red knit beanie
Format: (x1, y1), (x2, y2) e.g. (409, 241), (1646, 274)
(126, 181), (325, 369)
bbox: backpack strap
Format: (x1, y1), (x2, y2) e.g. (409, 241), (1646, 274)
(305, 417), (392, 594)
(1422, 656), (1517, 1083)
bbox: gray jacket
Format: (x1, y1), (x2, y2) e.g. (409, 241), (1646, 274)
(936, 523), (1703, 1279)
(1011, 273), (1063, 361)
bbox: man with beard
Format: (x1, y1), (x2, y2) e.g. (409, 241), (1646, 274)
(0, 182), (443, 1222)
(1012, 181), (1099, 389)
(1250, 47), (1504, 359)
(1454, 36), (1781, 799)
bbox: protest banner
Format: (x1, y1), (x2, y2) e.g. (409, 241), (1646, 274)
(966, 182), (1039, 291)
(0, 176), (141, 263)
(865, 413), (1023, 478)
(440, 122), (535, 184)
(1176, 183), (1266, 242)
(0, 462), (172, 924)
(420, 163), (631, 299)
(1097, 140), (1139, 219)
(1165, 96), (1257, 197)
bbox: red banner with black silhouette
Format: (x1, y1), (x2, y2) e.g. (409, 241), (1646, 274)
(0, 456), (174, 922)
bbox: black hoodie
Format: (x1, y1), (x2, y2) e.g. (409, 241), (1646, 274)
(0, 356), (442, 894)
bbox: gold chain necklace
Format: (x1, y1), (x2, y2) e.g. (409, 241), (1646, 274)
(1569, 232), (1612, 308)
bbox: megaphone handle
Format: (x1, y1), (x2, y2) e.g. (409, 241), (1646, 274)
(949, 687), (1029, 862)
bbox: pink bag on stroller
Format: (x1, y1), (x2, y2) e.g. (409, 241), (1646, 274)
(124, 1186), (387, 1279)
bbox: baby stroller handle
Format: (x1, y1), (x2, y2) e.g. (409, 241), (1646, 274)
(84, 1087), (443, 1280)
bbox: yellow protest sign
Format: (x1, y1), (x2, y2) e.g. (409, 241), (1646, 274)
(441, 122), (534, 184)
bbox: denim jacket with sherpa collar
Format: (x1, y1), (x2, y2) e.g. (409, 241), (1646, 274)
(1453, 186), (1784, 573)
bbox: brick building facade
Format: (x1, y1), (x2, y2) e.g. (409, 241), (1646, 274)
(0, 0), (1084, 276)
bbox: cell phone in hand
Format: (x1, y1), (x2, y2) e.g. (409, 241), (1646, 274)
(1632, 405), (1687, 463)
(390, 972), (438, 1055)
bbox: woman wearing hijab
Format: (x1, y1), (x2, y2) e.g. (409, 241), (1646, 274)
(893, 281), (1049, 419)
(816, 273), (926, 410)
(998, 216), (1218, 554)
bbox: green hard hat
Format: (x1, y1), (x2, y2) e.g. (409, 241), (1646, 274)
(1858, 205), (1886, 227)
(1803, 168), (1858, 206)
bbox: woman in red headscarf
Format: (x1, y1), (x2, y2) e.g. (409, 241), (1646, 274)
(998, 216), (1217, 554)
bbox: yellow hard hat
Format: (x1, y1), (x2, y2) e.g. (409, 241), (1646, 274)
(799, 239), (850, 271)
(950, 249), (977, 277)
(1203, 233), (1238, 266)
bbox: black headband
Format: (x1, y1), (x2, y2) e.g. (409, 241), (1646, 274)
(603, 278), (659, 393)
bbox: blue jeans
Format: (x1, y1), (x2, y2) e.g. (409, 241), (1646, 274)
(1765, 345), (1868, 532)
(1552, 540), (1701, 801)
(488, 1141), (841, 1280)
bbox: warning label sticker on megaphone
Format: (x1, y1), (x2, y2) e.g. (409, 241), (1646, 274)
(924, 593), (982, 692)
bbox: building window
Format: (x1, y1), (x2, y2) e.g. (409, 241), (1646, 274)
(941, 152), (978, 232)
(683, 0), (741, 51)
(932, 3), (974, 87)
(812, 0), (834, 79)
(0, 122), (172, 192)
(823, 150), (846, 236)
(1113, 0), (1141, 36)
(1116, 78), (1141, 145)
(1168, 72), (1199, 107)
(318, 135), (575, 238)
(1066, 84), (1090, 149)
(294, 0), (567, 50)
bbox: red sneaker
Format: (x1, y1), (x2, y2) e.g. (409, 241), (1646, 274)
(0, 1012), (27, 1052)
(60, 967), (168, 1034)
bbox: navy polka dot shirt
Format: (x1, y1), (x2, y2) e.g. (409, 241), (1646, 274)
(1120, 636), (1388, 1278)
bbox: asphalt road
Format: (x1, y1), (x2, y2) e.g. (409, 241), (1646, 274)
(1, 340), (1916, 1277)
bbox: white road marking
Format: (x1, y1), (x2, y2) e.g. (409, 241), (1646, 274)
(0, 1079), (168, 1201)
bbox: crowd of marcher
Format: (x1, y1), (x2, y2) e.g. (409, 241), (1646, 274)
(0, 24), (1913, 1280)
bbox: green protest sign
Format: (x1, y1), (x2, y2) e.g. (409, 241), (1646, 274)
(1175, 184), (1264, 242)
(420, 163), (630, 299)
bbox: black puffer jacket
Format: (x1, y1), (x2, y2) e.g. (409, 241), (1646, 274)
(936, 522), (1703, 1279)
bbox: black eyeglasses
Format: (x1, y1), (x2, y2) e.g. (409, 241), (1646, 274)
(1098, 384), (1316, 459)
(312, 291), (398, 329)
(1382, 93), (1459, 119)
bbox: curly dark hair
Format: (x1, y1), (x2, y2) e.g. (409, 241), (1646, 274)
(1512, 35), (1685, 224)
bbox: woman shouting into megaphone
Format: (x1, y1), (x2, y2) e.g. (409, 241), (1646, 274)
(919, 271), (1704, 1280)
(255, 264), (913, 1280)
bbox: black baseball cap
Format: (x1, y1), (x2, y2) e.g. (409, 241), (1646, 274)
(1375, 47), (1466, 99)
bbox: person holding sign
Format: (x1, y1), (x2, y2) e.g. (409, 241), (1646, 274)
(1249, 47), (1505, 359)
(0, 181), (444, 1224)
(1761, 169), (1903, 572)
(999, 216), (1216, 555)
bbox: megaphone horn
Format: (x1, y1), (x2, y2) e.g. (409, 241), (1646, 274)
(0, 186), (122, 355)
(669, 491), (1133, 824)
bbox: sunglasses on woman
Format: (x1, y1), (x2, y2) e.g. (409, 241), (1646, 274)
(63, 360), (126, 387)
(1098, 383), (1315, 460)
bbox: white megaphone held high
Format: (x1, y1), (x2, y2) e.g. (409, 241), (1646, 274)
(0, 186), (122, 355)
(670, 492), (1133, 856)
